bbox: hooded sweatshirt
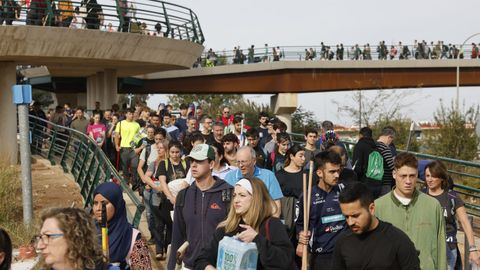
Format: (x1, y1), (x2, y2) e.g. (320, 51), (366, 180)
(167, 176), (233, 270)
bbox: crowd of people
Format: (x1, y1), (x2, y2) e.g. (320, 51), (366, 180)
(0, 0), (168, 36)
(2, 100), (479, 270)
(199, 40), (480, 67)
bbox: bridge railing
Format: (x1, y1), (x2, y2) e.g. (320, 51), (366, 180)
(200, 43), (478, 66)
(5, 0), (204, 44)
(28, 115), (144, 228)
(289, 132), (480, 215)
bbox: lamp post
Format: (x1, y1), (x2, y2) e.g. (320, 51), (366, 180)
(456, 33), (480, 111)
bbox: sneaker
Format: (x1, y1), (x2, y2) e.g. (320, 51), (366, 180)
(155, 253), (165, 260)
(147, 238), (155, 245)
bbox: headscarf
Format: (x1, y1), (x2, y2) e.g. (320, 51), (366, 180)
(93, 182), (133, 263)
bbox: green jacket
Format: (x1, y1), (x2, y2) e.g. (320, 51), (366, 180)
(375, 189), (446, 270)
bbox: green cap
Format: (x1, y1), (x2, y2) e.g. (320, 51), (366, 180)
(188, 144), (215, 161)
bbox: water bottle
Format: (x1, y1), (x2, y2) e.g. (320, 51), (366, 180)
(217, 236), (258, 270)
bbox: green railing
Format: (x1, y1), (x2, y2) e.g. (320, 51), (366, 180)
(200, 43), (477, 66)
(6, 0), (204, 44)
(28, 115), (145, 228)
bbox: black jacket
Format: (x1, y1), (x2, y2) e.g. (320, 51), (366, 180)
(352, 137), (376, 182)
(167, 177), (233, 270)
(194, 217), (294, 270)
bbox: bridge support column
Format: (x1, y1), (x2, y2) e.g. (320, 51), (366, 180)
(86, 75), (97, 111)
(102, 69), (118, 110)
(271, 93), (298, 133)
(0, 62), (18, 164)
(86, 71), (118, 111)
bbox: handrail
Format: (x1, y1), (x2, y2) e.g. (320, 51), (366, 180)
(5, 0), (204, 44)
(200, 43), (478, 66)
(28, 115), (145, 228)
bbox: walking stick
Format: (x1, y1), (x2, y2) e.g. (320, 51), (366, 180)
(101, 201), (109, 262)
(302, 173), (308, 270)
(302, 161), (314, 270)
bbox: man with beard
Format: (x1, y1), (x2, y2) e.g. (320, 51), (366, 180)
(331, 182), (420, 270)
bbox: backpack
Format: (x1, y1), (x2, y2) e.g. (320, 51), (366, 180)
(365, 151), (384, 181)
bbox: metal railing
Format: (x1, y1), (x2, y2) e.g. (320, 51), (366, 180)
(342, 140), (480, 215)
(198, 43), (479, 66)
(28, 115), (145, 228)
(3, 0), (204, 44)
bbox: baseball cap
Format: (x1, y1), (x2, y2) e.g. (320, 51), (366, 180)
(188, 144), (215, 161)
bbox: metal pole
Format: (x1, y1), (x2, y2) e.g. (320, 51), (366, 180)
(18, 104), (33, 225)
(457, 32), (480, 112)
(465, 215), (473, 270)
(358, 90), (362, 127)
(456, 63), (460, 112)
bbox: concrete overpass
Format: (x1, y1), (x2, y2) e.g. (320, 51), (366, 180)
(0, 25), (203, 164)
(132, 59), (480, 93)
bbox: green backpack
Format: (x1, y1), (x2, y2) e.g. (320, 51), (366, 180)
(366, 151), (384, 181)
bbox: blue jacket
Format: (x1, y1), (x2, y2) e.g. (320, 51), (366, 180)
(224, 166), (283, 200)
(296, 184), (346, 255)
(167, 177), (233, 270)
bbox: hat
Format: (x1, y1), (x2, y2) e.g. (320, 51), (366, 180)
(188, 144), (215, 161)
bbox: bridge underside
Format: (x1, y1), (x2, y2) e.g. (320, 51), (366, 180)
(131, 66), (480, 94)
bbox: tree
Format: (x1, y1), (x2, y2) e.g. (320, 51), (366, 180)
(117, 94), (150, 108)
(333, 89), (418, 127)
(32, 89), (55, 108)
(423, 101), (478, 161)
(167, 94), (242, 118)
(291, 106), (321, 134)
(230, 99), (272, 127)
(372, 116), (420, 152)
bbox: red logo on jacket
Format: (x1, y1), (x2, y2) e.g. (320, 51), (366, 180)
(210, 203), (221, 210)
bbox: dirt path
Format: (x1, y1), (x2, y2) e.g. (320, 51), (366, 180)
(31, 157), (84, 210)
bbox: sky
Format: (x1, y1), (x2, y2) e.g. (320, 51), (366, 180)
(148, 0), (480, 127)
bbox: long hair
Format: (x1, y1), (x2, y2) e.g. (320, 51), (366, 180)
(0, 228), (12, 270)
(284, 144), (305, 167)
(425, 160), (449, 189)
(219, 177), (274, 233)
(39, 208), (103, 270)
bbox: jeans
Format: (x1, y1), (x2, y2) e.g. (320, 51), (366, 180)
(144, 188), (166, 254)
(447, 245), (457, 270)
(120, 148), (139, 188)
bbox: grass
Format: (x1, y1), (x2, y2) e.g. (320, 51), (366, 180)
(0, 163), (37, 247)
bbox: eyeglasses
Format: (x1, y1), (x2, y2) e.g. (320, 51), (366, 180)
(223, 111), (230, 114)
(237, 160), (252, 166)
(34, 233), (64, 245)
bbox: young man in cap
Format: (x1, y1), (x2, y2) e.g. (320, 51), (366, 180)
(168, 144), (233, 270)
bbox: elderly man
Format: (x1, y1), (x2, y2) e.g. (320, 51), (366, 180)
(224, 146), (283, 217)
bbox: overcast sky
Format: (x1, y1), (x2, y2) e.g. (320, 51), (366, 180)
(148, 0), (480, 126)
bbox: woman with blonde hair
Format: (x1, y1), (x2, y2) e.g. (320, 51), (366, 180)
(194, 177), (294, 270)
(35, 207), (107, 270)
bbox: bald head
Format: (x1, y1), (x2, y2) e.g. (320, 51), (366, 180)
(236, 146), (256, 177)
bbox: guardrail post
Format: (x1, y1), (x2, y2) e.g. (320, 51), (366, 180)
(46, 127), (57, 165)
(59, 133), (72, 173)
(161, 2), (171, 38)
(114, 0), (125, 32)
(44, 0), (54, 26)
(189, 10), (198, 43)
